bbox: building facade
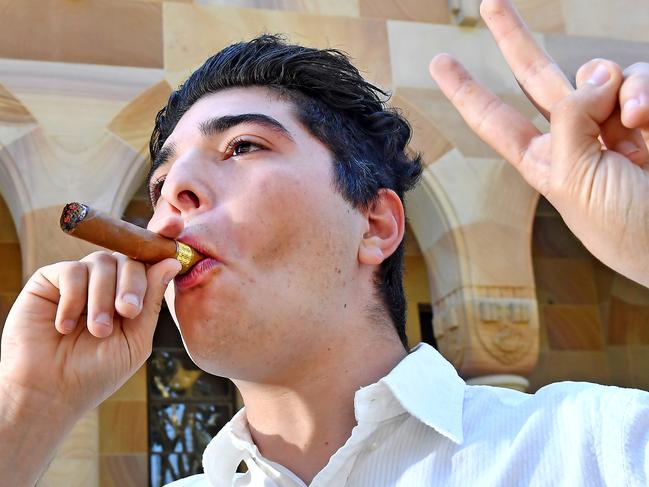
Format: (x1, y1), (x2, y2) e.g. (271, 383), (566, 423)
(0, 0), (648, 485)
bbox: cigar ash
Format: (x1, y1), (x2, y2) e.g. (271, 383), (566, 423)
(60, 202), (89, 233)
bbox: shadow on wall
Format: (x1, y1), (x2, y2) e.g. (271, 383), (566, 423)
(0, 193), (21, 345)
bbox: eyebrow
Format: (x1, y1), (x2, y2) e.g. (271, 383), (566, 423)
(198, 113), (294, 141)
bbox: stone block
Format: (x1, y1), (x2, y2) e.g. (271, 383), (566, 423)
(512, 0), (564, 33)
(527, 349), (610, 391)
(164, 3), (390, 88)
(610, 274), (649, 306)
(388, 20), (544, 92)
(0, 243), (22, 290)
(0, 292), (19, 333)
(0, 195), (19, 243)
(195, 0), (359, 16)
(99, 400), (148, 453)
(395, 88), (540, 158)
(606, 345), (631, 388)
(100, 454), (148, 487)
(107, 366), (148, 402)
(37, 458), (98, 487)
(591, 259), (615, 303)
(546, 33), (649, 81)
(391, 90), (453, 166)
(534, 258), (598, 305)
(0, 82), (34, 124)
(607, 297), (649, 346)
(0, 0), (163, 67)
(359, 0), (450, 23)
(562, 0), (649, 43)
(627, 346), (649, 391)
(543, 304), (604, 350)
(532, 215), (590, 259)
(108, 80), (173, 156)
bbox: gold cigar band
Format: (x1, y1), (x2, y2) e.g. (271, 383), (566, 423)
(175, 241), (196, 274)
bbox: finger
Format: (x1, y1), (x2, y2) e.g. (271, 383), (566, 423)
(114, 253), (147, 319)
(429, 54), (545, 188)
(122, 258), (181, 360)
(576, 60), (649, 167)
(480, 0), (572, 113)
(53, 262), (89, 334)
(551, 61), (623, 182)
(81, 252), (117, 338)
(621, 62), (649, 130)
(600, 108), (648, 167)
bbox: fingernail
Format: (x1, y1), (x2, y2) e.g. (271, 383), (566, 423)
(625, 98), (641, 112)
(615, 140), (641, 157)
(62, 319), (76, 333)
(95, 312), (111, 327)
(625, 94), (648, 113)
(122, 293), (140, 308)
(587, 64), (610, 86)
(641, 92), (649, 106)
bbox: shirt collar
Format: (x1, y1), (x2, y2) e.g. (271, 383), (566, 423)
(353, 342), (465, 444)
(202, 408), (251, 487)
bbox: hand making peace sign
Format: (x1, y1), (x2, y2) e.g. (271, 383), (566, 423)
(429, 0), (649, 288)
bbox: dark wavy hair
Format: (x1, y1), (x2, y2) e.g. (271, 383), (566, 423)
(149, 35), (422, 347)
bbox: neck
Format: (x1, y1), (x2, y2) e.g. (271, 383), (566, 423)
(233, 331), (407, 484)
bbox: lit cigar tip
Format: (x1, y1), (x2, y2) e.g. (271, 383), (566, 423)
(60, 202), (89, 233)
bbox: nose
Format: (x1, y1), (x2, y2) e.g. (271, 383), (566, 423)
(147, 154), (209, 238)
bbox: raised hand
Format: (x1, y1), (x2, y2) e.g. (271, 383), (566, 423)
(429, 0), (649, 287)
(0, 252), (181, 486)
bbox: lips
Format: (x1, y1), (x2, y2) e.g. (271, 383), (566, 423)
(175, 234), (222, 290)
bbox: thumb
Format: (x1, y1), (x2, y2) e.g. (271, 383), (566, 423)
(575, 60), (649, 166)
(124, 258), (182, 356)
(550, 60), (623, 184)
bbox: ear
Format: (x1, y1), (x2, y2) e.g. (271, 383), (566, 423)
(358, 189), (405, 266)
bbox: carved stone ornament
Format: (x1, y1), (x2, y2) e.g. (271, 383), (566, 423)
(433, 294), (466, 366)
(474, 298), (536, 365)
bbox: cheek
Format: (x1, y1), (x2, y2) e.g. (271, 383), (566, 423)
(231, 171), (319, 263)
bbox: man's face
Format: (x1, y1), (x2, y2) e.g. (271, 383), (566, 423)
(147, 87), (367, 380)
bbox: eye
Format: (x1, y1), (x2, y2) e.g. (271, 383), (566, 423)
(225, 137), (264, 157)
(149, 175), (166, 205)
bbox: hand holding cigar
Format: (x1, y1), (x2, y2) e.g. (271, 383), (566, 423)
(60, 202), (203, 274)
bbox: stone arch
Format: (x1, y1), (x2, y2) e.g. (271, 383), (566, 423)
(405, 148), (541, 378)
(392, 74), (541, 379)
(406, 159), (469, 367)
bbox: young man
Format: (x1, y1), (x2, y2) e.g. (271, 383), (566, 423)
(2, 0), (649, 486)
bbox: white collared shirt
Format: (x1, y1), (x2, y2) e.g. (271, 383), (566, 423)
(167, 343), (649, 487)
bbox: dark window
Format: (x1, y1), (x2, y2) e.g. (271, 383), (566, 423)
(146, 301), (237, 486)
(418, 303), (437, 349)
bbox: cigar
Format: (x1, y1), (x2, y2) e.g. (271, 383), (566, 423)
(60, 202), (203, 274)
